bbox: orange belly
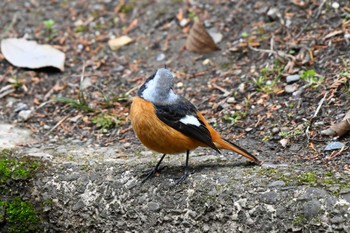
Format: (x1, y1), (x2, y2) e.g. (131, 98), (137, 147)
(129, 96), (203, 154)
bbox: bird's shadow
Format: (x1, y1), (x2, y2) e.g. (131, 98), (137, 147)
(138, 160), (257, 181)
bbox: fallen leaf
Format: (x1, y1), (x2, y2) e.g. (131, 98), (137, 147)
(185, 21), (220, 53)
(321, 110), (350, 136)
(108, 35), (133, 51)
(1, 38), (65, 71)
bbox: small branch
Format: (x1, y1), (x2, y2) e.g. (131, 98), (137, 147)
(0, 13), (17, 40)
(44, 115), (71, 137)
(305, 91), (328, 140)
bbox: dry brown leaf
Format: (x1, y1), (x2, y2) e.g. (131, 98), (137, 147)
(108, 35), (133, 51)
(330, 110), (350, 136)
(322, 110), (350, 137)
(185, 21), (220, 53)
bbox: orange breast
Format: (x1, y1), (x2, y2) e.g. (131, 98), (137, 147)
(129, 96), (202, 154)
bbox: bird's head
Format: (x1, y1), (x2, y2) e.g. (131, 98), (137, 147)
(138, 68), (179, 105)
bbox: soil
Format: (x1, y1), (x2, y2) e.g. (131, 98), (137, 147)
(0, 0), (349, 232)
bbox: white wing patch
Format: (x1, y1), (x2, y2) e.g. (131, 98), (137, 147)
(180, 115), (201, 127)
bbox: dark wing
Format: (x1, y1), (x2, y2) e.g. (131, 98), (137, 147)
(155, 98), (220, 152)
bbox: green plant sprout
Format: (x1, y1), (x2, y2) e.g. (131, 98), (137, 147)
(300, 69), (324, 89)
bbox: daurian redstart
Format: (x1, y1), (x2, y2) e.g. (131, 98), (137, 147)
(130, 68), (261, 183)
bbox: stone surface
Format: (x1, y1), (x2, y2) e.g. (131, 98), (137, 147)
(0, 123), (34, 148)
(3, 142), (349, 233)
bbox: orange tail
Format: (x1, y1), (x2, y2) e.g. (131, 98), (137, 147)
(214, 138), (261, 164)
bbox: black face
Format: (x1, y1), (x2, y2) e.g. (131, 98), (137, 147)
(137, 71), (156, 96)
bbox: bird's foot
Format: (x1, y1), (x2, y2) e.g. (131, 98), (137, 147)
(140, 166), (167, 183)
(175, 169), (191, 185)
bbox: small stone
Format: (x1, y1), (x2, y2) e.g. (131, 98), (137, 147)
(324, 141), (345, 151)
(286, 74), (300, 83)
(268, 180), (285, 187)
(226, 97), (235, 104)
(156, 53), (165, 61)
(292, 87), (304, 98)
(72, 199), (85, 211)
(182, 221), (191, 228)
(330, 215), (344, 224)
(271, 127), (280, 134)
(202, 224), (210, 232)
(279, 138), (289, 147)
(238, 83), (245, 93)
(179, 18), (190, 27)
(267, 7), (280, 20)
(321, 128), (337, 136)
(123, 142), (131, 148)
(280, 127), (289, 132)
(43, 124), (51, 130)
(176, 82), (184, 88)
(14, 102), (28, 112)
(339, 188), (350, 194)
(140, 151), (152, 156)
(208, 29), (223, 44)
(18, 109), (32, 121)
(245, 127), (253, 132)
(284, 84), (295, 93)
(303, 200), (321, 218)
(148, 202), (160, 212)
(331, 2), (339, 9)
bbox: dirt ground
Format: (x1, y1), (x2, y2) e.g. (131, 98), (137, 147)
(0, 0), (349, 173)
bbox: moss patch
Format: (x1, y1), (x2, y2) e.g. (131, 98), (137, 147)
(0, 149), (42, 232)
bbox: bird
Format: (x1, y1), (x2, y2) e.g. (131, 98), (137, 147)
(129, 68), (261, 184)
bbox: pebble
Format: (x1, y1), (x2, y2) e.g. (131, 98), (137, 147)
(271, 127), (280, 134)
(238, 83), (245, 93)
(267, 7), (280, 21)
(245, 127), (253, 132)
(148, 202), (160, 212)
(72, 199), (86, 211)
(226, 97), (235, 104)
(202, 224), (210, 232)
(208, 29), (223, 44)
(286, 74), (300, 83)
(18, 109), (32, 121)
(280, 127), (289, 132)
(268, 180), (285, 187)
(156, 53), (165, 61)
(284, 84), (295, 93)
(321, 128), (337, 136)
(14, 102), (28, 112)
(324, 141), (345, 151)
(292, 87), (304, 98)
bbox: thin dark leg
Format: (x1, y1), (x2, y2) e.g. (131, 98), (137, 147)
(141, 154), (167, 183)
(175, 150), (190, 184)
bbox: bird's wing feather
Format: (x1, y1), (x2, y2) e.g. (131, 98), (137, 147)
(155, 98), (219, 152)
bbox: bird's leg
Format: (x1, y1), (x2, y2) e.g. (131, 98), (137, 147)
(141, 154), (167, 183)
(175, 150), (190, 184)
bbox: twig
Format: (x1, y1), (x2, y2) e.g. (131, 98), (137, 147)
(316, 0), (327, 19)
(0, 13), (17, 40)
(248, 44), (295, 61)
(125, 85), (140, 96)
(305, 91), (329, 140)
(44, 115), (71, 136)
(326, 146), (347, 160)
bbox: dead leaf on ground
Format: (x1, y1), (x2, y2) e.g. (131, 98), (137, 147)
(108, 35), (133, 51)
(1, 38), (65, 71)
(184, 21), (220, 53)
(321, 110), (350, 137)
